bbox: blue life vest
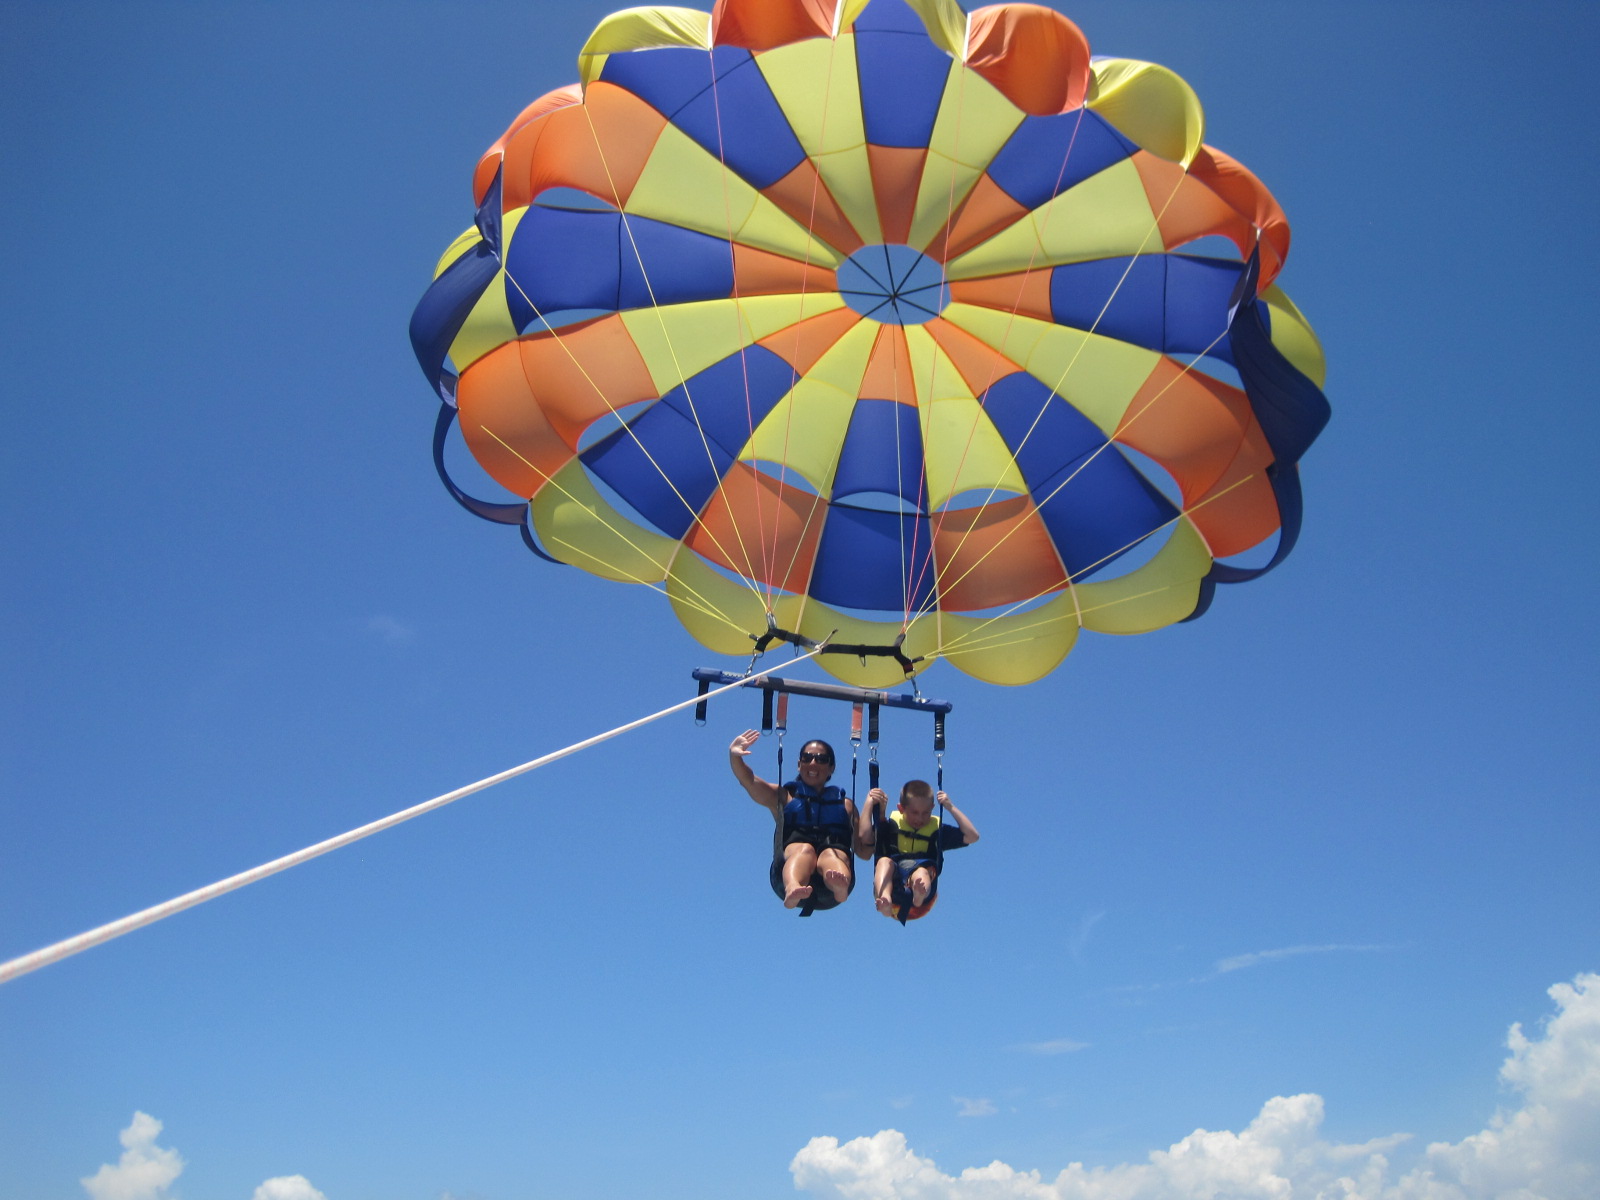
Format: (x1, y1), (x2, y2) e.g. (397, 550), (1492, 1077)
(781, 780), (852, 849)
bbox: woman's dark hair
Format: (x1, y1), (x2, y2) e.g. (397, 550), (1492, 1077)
(801, 739), (836, 765)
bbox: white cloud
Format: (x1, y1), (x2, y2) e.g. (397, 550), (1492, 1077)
(1108, 943), (1400, 997)
(954, 1097), (998, 1118)
(1012, 1039), (1089, 1056)
(366, 614), (416, 645)
(1212, 943), (1393, 976)
(1070, 912), (1106, 961)
(1401, 974), (1600, 1200)
(81, 1113), (184, 1200)
(253, 1177), (327, 1200)
(793, 972), (1600, 1200)
(79, 1114), (328, 1200)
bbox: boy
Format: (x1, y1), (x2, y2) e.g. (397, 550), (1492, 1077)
(859, 781), (979, 922)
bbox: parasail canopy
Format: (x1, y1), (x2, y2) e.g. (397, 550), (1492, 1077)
(410, 0), (1331, 687)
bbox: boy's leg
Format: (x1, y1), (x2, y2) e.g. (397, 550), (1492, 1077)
(818, 847), (852, 903)
(873, 858), (896, 916)
(910, 865), (936, 907)
(781, 842), (818, 908)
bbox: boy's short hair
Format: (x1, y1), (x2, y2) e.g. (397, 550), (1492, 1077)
(900, 779), (934, 804)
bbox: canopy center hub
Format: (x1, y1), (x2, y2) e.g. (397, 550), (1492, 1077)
(836, 244), (949, 325)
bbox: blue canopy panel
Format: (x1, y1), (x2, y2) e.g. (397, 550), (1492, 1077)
(986, 111), (1139, 211)
(411, 169), (506, 403)
(978, 372), (1104, 489)
(410, 238), (500, 403)
(598, 45), (729, 117)
(980, 372), (1177, 580)
(657, 345), (800, 461)
(854, 2), (954, 149)
(1230, 295), (1330, 468)
(1049, 254), (1242, 366)
(1186, 253), (1332, 616)
(598, 46), (806, 190)
(580, 346), (796, 539)
(1030, 453), (1178, 581)
(503, 208), (735, 331)
(618, 215), (738, 310)
(831, 399), (928, 510)
(809, 504), (938, 614)
(852, 0), (931, 33)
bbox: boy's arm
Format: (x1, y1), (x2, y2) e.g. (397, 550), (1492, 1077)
(938, 792), (980, 844)
(857, 788), (887, 858)
(729, 729), (784, 812)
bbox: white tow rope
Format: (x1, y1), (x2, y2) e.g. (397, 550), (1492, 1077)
(0, 651), (820, 986)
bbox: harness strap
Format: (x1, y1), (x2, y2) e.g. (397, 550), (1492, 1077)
(867, 702), (881, 792)
(775, 692), (788, 783)
(850, 701), (862, 805)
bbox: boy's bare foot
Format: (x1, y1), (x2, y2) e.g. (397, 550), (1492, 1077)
(911, 876), (932, 906)
(875, 893), (895, 916)
(823, 868), (850, 902)
(784, 884), (813, 909)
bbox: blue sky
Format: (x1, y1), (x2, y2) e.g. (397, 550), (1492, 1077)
(3, 2), (1597, 1198)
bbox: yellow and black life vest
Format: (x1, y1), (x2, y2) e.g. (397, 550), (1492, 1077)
(887, 810), (940, 860)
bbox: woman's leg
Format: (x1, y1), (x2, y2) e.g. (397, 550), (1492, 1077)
(781, 842), (819, 908)
(817, 847), (852, 903)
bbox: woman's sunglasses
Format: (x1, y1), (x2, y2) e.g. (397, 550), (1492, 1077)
(797, 752), (833, 765)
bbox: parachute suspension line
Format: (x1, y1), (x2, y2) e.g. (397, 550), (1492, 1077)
(899, 62), (978, 638)
(932, 472), (1255, 657)
(1036, 171), (1197, 408)
(492, 265), (766, 612)
(906, 212), (1224, 650)
(476, 427), (746, 636)
(912, 323), (1236, 626)
(722, 23), (932, 669)
(909, 114), (1206, 644)
(0, 647), (827, 988)
(704, 56), (777, 611)
(900, 104), (1094, 632)
(891, 312), (914, 631)
(932, 586), (1184, 659)
(702, 53), (777, 611)
(578, 106), (771, 601)
(767, 33), (851, 615)
(936, 469), (1250, 654)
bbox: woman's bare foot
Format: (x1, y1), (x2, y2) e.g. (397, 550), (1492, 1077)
(784, 884), (813, 909)
(823, 868), (850, 902)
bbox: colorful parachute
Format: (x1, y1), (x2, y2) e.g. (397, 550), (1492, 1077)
(410, 0), (1330, 687)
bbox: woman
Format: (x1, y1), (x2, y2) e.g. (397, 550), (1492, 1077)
(728, 729), (869, 912)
